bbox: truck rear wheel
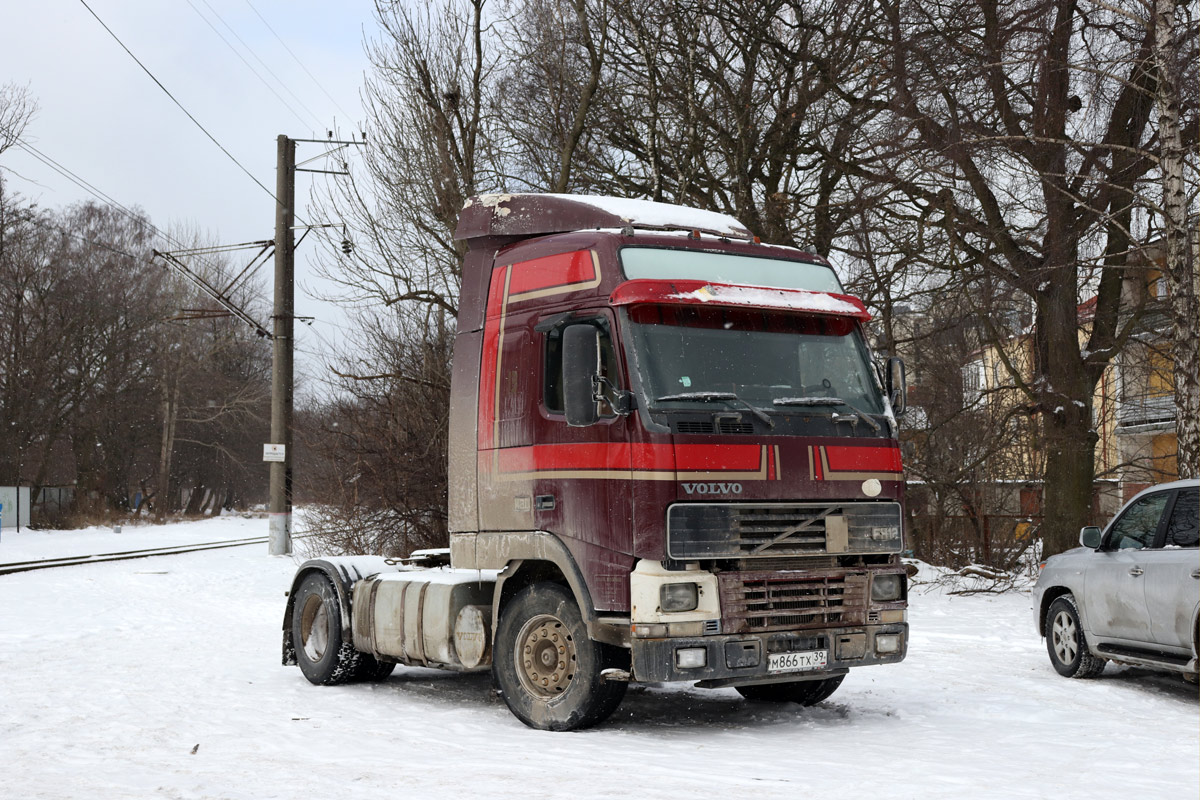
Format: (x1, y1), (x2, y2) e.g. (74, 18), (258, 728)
(736, 674), (844, 706)
(493, 583), (626, 731)
(292, 572), (362, 686)
(350, 653), (396, 682)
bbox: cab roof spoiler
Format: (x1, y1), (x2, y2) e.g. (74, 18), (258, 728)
(455, 193), (753, 243)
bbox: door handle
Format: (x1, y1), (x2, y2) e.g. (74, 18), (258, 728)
(1191, 569), (1199, 579)
(1128, 567), (1144, 577)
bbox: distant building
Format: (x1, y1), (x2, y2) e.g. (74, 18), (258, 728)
(883, 232), (1188, 565)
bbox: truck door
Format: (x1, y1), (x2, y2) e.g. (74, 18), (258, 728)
(532, 310), (635, 611)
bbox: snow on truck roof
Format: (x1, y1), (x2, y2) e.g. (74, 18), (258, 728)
(456, 193), (753, 241)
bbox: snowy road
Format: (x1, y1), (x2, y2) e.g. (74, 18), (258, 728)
(0, 518), (1195, 800)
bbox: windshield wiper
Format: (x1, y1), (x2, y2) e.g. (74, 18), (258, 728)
(772, 396), (881, 432)
(655, 391), (774, 428)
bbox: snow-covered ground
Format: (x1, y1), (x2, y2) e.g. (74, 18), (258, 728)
(1, 517), (1195, 800)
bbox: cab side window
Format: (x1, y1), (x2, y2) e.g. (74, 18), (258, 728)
(1165, 489), (1199, 548)
(1107, 493), (1169, 550)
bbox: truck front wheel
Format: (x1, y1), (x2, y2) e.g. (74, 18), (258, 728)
(493, 583), (626, 731)
(736, 674), (844, 706)
(292, 572), (363, 686)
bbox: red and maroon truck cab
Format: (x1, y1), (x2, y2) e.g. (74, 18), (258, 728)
(448, 194), (908, 685)
(285, 193), (909, 731)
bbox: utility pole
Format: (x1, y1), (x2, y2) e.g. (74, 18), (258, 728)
(269, 134), (295, 556)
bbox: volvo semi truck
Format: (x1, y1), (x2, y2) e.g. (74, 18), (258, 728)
(283, 193), (910, 730)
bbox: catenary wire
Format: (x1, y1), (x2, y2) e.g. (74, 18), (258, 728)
(184, 0), (317, 131)
(243, 0), (359, 127)
(16, 138), (346, 349)
(77, 0), (293, 220)
(197, 0), (327, 130)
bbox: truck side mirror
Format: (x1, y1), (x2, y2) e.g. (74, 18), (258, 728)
(1079, 526), (1102, 549)
(886, 357), (907, 416)
(563, 324), (600, 427)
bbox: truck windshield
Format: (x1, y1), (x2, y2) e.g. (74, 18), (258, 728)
(620, 247), (844, 293)
(624, 304), (884, 416)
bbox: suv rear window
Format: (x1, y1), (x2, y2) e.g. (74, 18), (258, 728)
(1165, 489), (1199, 548)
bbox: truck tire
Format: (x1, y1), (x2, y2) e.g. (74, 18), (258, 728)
(493, 583), (627, 731)
(736, 674), (844, 706)
(1045, 594), (1106, 678)
(292, 571), (363, 686)
(350, 654), (396, 682)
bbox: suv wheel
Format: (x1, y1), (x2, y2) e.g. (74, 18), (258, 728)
(1046, 594), (1106, 678)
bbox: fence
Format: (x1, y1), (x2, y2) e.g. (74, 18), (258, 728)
(30, 486), (75, 526)
(907, 513), (1041, 571)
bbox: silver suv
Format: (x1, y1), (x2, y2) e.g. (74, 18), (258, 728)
(1033, 479), (1199, 680)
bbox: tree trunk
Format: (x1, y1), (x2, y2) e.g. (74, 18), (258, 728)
(1154, 0), (1199, 479)
(155, 378), (179, 522)
(1041, 411), (1098, 556)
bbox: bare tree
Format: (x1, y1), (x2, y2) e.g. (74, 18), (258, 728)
(838, 0), (1196, 556)
(0, 186), (270, 523)
(299, 304), (452, 555)
(314, 0), (504, 319)
(0, 184), (67, 491)
(0, 83), (36, 156)
(596, 0), (884, 249)
(1152, 0), (1200, 478)
(493, 0), (611, 193)
(150, 236), (271, 519)
(55, 202), (166, 513)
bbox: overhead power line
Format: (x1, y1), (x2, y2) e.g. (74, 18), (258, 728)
(16, 138), (256, 285)
(16, 136), (273, 333)
(243, 0), (359, 126)
(184, 0), (319, 131)
(16, 140), (151, 233)
(77, 0), (282, 211)
(155, 246), (273, 337)
(23, 207), (272, 335)
(201, 0), (327, 128)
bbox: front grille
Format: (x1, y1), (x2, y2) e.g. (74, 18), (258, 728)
(676, 420), (715, 434)
(668, 502), (903, 559)
(719, 570), (868, 634)
(719, 420), (753, 434)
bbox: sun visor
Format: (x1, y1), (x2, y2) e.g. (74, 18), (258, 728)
(609, 280), (872, 321)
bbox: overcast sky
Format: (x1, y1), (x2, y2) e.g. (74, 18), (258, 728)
(1, 0), (380, 376)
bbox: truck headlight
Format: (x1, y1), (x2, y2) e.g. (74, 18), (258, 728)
(871, 574), (902, 603)
(675, 647), (707, 669)
(660, 582), (699, 612)
(875, 633), (901, 654)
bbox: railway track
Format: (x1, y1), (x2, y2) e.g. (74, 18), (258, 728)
(0, 535), (276, 575)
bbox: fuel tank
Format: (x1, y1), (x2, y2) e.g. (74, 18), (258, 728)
(351, 569), (499, 670)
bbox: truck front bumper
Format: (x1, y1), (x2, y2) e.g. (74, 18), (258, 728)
(630, 623), (908, 685)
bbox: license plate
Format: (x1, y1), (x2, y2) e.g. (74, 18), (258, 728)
(767, 650), (828, 674)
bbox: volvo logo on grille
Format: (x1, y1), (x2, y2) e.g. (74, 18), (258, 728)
(681, 482), (742, 495)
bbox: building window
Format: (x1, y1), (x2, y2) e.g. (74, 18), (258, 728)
(1019, 487), (1042, 516)
(962, 360), (986, 407)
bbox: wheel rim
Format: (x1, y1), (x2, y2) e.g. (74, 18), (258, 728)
(1051, 609), (1078, 664)
(515, 613), (577, 698)
(300, 594), (330, 662)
